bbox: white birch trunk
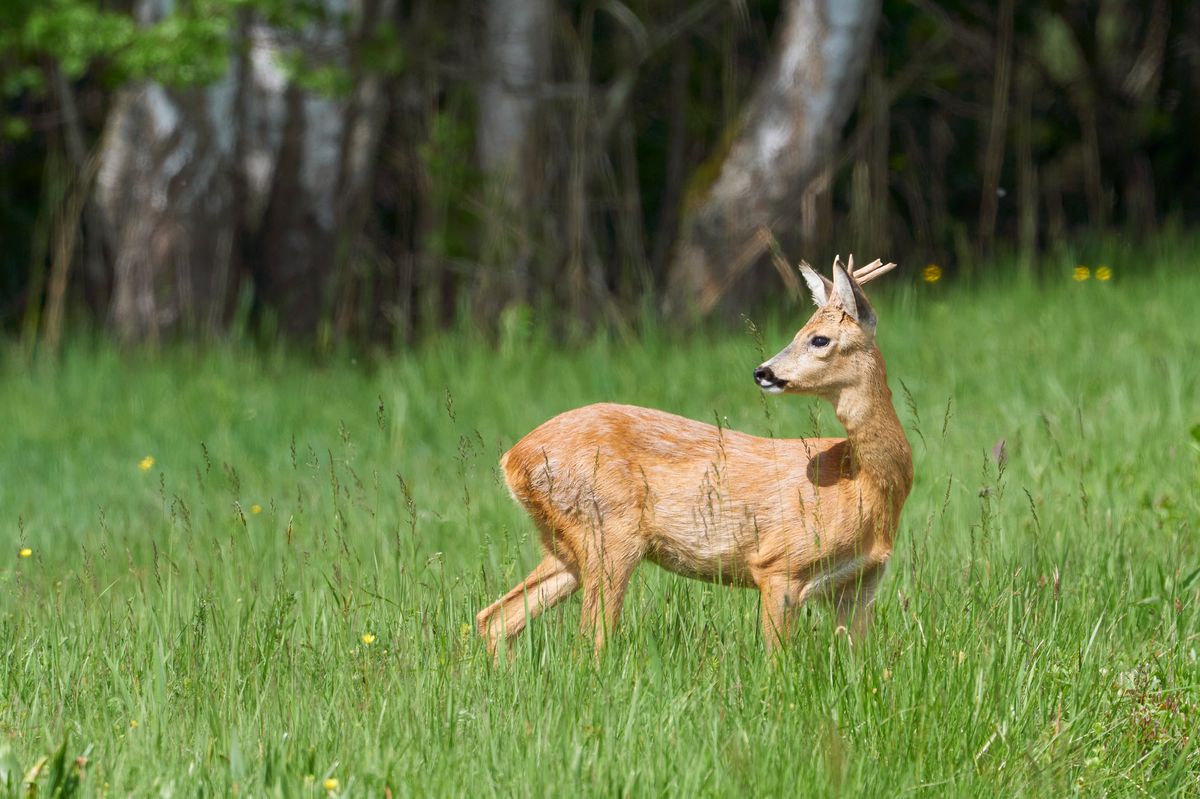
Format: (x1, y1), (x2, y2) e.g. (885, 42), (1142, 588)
(476, 0), (552, 303)
(97, 0), (241, 341)
(97, 0), (393, 341)
(477, 0), (552, 185)
(667, 0), (882, 314)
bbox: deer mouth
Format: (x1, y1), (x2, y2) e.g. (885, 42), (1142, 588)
(754, 366), (788, 393)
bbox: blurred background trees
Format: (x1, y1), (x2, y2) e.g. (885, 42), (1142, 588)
(2, 0), (1198, 345)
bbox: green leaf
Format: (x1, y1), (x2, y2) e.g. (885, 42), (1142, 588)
(0, 743), (22, 790)
(2, 65), (43, 97)
(2, 116), (31, 140)
(1180, 566), (1200, 592)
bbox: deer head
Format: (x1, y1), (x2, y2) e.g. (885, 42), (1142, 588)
(754, 255), (894, 400)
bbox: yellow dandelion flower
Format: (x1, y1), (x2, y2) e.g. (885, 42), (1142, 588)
(1073, 266), (1090, 281)
(138, 455), (155, 472)
(1095, 266), (1112, 281)
(323, 777), (339, 792)
(923, 264), (942, 283)
(250, 504), (263, 515)
(18, 547), (32, 558)
(129, 719), (138, 729)
(361, 633), (376, 646)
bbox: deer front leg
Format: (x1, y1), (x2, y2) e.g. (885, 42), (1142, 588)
(833, 564), (884, 642)
(757, 575), (803, 652)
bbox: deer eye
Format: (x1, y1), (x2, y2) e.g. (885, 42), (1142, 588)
(810, 335), (831, 348)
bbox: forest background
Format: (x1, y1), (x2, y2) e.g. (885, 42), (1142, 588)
(3, 0), (1197, 348)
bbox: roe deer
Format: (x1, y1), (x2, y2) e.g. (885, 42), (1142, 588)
(477, 256), (912, 656)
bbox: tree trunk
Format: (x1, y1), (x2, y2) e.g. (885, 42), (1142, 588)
(666, 0), (882, 316)
(475, 0), (553, 308)
(97, 0), (393, 342)
(246, 1), (395, 337)
(97, 0), (241, 343)
(251, 83), (347, 335)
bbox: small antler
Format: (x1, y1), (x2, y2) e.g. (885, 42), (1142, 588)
(835, 253), (898, 286)
(800, 255), (898, 307)
(851, 258), (898, 285)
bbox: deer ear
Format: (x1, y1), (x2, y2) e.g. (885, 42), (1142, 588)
(833, 256), (878, 334)
(831, 258), (859, 320)
(848, 271), (878, 334)
(798, 260), (829, 307)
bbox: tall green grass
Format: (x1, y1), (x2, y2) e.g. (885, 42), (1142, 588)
(2, 256), (1199, 796)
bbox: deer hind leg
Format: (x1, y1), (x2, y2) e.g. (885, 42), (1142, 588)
(757, 575), (804, 652)
(476, 552), (579, 660)
(832, 563), (884, 642)
(578, 532), (646, 653)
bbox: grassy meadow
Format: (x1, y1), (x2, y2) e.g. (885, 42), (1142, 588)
(3, 252), (1200, 796)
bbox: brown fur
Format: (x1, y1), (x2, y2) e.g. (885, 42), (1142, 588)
(476, 260), (912, 656)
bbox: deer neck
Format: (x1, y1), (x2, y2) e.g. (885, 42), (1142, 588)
(831, 350), (913, 504)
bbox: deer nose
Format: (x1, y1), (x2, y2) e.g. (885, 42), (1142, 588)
(754, 366), (775, 385)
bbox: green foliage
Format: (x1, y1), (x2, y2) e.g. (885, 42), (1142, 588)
(420, 103), (479, 260)
(0, 0), (368, 117)
(278, 50), (354, 98)
(112, 6), (234, 86)
(20, 1), (138, 80)
(1035, 13), (1084, 84)
(2, 251), (1200, 794)
(5, 0), (234, 89)
(357, 22), (406, 77)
